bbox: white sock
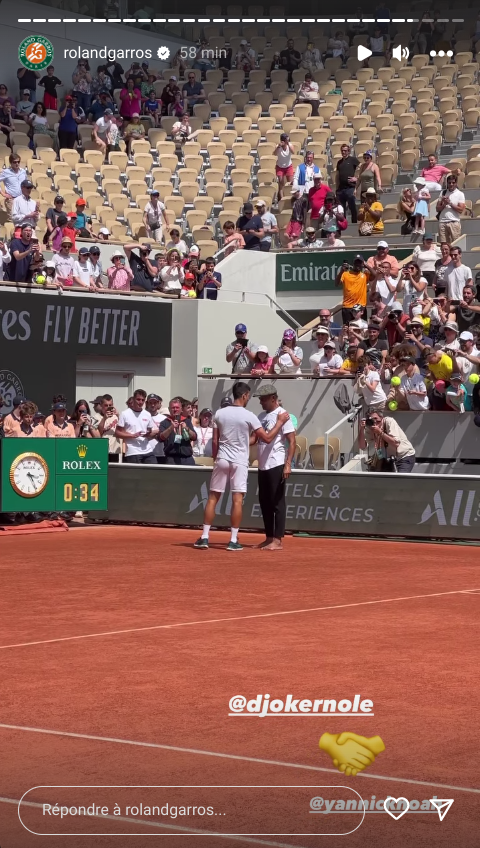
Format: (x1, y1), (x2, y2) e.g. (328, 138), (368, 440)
(230, 527), (239, 543)
(202, 524), (211, 539)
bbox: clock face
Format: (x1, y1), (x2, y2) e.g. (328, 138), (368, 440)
(9, 453), (49, 498)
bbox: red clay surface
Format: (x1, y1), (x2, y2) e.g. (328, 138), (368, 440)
(1, 526), (479, 848)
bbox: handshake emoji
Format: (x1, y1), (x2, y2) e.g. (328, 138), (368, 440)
(319, 732), (385, 777)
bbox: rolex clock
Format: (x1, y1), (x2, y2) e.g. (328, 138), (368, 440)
(9, 452), (49, 498)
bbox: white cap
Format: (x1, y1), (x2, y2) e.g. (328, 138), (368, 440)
(349, 320), (364, 328)
(377, 240), (388, 248)
(99, 227), (110, 235)
(111, 250), (124, 258)
(414, 176), (426, 186)
(257, 344), (269, 353)
(391, 302), (403, 312)
(45, 260), (55, 268)
(460, 331), (474, 341)
(240, 39), (247, 44)
(412, 305), (423, 316)
(169, 75), (177, 80)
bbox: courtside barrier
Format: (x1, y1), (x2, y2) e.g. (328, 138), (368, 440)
(100, 466), (480, 541)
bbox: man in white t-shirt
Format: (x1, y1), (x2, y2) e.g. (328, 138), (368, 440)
(143, 190), (168, 243)
(115, 389), (158, 463)
(444, 247), (472, 301)
(194, 381), (290, 552)
(398, 356), (430, 410)
(436, 174), (466, 244)
(73, 246), (95, 289)
(92, 108), (115, 155)
(146, 393), (167, 463)
(254, 384), (296, 551)
(370, 261), (399, 308)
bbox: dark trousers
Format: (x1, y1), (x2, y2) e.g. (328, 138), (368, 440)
(165, 455), (195, 465)
(337, 187), (357, 223)
(395, 454), (415, 473)
(58, 130), (77, 149)
(258, 465), (286, 540)
(124, 453), (157, 464)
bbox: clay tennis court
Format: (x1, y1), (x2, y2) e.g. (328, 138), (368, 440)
(1, 525), (479, 848)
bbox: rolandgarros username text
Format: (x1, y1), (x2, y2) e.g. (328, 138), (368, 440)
(43, 802), (222, 819)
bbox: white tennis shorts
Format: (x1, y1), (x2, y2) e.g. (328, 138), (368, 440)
(210, 458), (249, 493)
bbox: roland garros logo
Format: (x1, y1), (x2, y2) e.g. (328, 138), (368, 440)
(19, 35), (54, 71)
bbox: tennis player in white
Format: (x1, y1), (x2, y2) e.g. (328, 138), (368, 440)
(194, 381), (290, 551)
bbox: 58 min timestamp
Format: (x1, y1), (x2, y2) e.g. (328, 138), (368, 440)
(179, 45), (228, 60)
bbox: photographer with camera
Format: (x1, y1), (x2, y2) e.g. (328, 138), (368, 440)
(403, 317), (433, 368)
(158, 397), (197, 466)
(359, 408), (416, 473)
(226, 323), (258, 374)
(124, 241), (159, 293)
(369, 261), (400, 308)
(378, 302), (409, 347)
(335, 254), (371, 325)
(273, 329), (303, 375)
(397, 262), (427, 315)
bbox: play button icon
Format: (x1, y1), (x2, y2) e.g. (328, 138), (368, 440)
(357, 44), (373, 61)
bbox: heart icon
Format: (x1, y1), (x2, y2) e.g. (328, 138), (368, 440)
(383, 796), (410, 820)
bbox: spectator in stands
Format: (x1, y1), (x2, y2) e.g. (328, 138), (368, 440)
(288, 226), (324, 250)
(336, 145), (359, 224)
(273, 329), (303, 375)
(197, 257), (221, 300)
(360, 409), (416, 472)
(107, 250), (133, 291)
(415, 12), (434, 54)
(357, 150), (382, 201)
(160, 248), (184, 295)
(301, 42), (324, 73)
(28, 102), (57, 147)
(17, 66), (40, 102)
(69, 399), (99, 438)
(88, 91), (115, 122)
(356, 324), (389, 363)
(144, 393), (167, 464)
(235, 39), (256, 72)
(336, 256), (369, 324)
(91, 65), (113, 99)
(0, 100), (15, 143)
(12, 401), (45, 437)
(72, 198), (92, 238)
(0, 237), (10, 280)
(455, 333), (480, 400)
(369, 26), (388, 56)
(193, 408), (214, 458)
(318, 308), (341, 337)
(236, 202), (264, 251)
(444, 247), (472, 301)
(142, 90), (159, 124)
(310, 339), (343, 376)
(58, 95), (79, 149)
(326, 31), (349, 62)
(356, 351), (387, 411)
(379, 301), (409, 347)
(388, 355), (429, 410)
(223, 220), (245, 254)
(8, 223), (35, 283)
(45, 401), (76, 438)
(120, 78), (142, 121)
(296, 73), (320, 116)
(0, 153), (26, 219)
(16, 89), (34, 120)
(307, 174), (331, 228)
(182, 72), (206, 115)
(316, 193), (346, 237)
(172, 112), (196, 150)
(104, 59), (125, 90)
(280, 39), (301, 87)
(369, 262), (400, 308)
(270, 51), (282, 74)
(167, 91), (186, 119)
(143, 190), (168, 243)
(123, 113), (145, 156)
(161, 77), (180, 115)
(87, 246), (103, 289)
(292, 151), (321, 197)
(124, 242), (158, 292)
(434, 242), (453, 295)
(397, 262), (427, 314)
(52, 236), (75, 287)
(93, 394), (121, 462)
(403, 317), (433, 366)
(274, 134), (295, 200)
(115, 389), (157, 464)
(51, 213), (75, 252)
(226, 324), (257, 374)
(158, 397), (197, 466)
(251, 345), (274, 376)
(436, 174), (466, 244)
(73, 246), (96, 290)
(91, 107), (115, 157)
(254, 200), (278, 252)
(324, 226), (346, 249)
(448, 286), (480, 333)
(12, 179), (40, 232)
(165, 228), (188, 257)
(72, 60), (92, 112)
(284, 188), (307, 243)
(424, 347), (453, 410)
(412, 176), (430, 235)
(398, 186), (416, 235)
(358, 187), (384, 235)
(421, 154), (452, 193)
(441, 320), (461, 351)
(365, 241), (399, 278)
(170, 50), (187, 77)
(341, 345), (359, 374)
(0, 84), (15, 111)
(412, 234), (441, 287)
(445, 372), (469, 412)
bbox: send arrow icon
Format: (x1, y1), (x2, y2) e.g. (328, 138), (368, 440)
(429, 799), (454, 821)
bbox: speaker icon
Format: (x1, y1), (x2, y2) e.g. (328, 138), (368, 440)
(357, 44), (373, 61)
(392, 44), (410, 60)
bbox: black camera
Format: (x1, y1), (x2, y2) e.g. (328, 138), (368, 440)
(388, 313), (398, 323)
(405, 324), (413, 333)
(365, 417), (375, 427)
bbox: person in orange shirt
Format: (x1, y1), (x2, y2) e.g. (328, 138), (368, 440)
(6, 401), (46, 437)
(45, 402), (76, 437)
(2, 394), (27, 436)
(335, 254), (372, 324)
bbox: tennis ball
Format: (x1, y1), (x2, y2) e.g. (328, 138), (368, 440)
(469, 373), (480, 384)
(388, 400), (398, 411)
(35, 274), (46, 285)
(391, 376), (401, 386)
(187, 290), (197, 298)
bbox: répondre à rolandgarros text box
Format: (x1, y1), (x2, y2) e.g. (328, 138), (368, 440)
(19, 786), (366, 837)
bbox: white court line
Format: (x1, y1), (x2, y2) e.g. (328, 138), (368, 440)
(0, 588), (477, 651)
(0, 797), (313, 847)
(1, 723), (479, 796)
